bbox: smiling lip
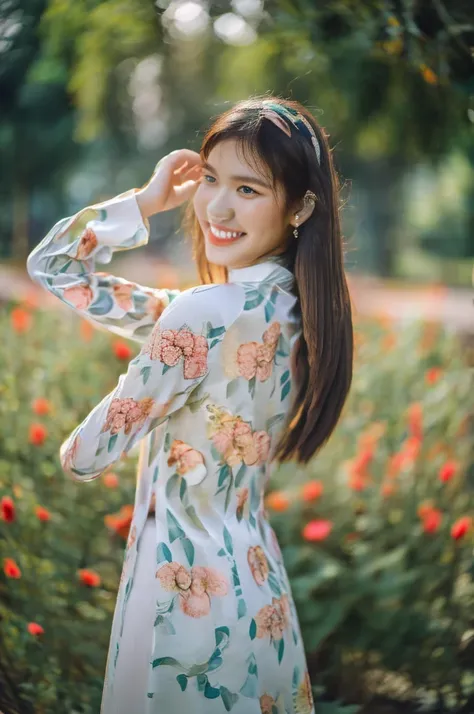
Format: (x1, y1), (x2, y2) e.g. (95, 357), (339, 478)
(205, 221), (246, 246)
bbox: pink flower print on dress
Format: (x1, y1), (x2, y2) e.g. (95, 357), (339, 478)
(255, 596), (289, 641)
(236, 322), (281, 382)
(236, 487), (249, 521)
(254, 430), (271, 463)
(63, 285), (93, 310)
(75, 227), (98, 259)
(247, 546), (270, 586)
(142, 326), (208, 379)
(207, 406), (271, 467)
(144, 291), (168, 322)
(260, 694), (278, 714)
(156, 562), (228, 618)
(233, 421), (259, 465)
(167, 440), (206, 485)
(112, 283), (135, 312)
(102, 396), (154, 435)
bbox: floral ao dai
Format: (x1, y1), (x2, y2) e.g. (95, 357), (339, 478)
(27, 188), (315, 714)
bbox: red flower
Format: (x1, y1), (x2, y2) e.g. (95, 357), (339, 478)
(422, 508), (442, 534)
(103, 472), (119, 488)
(407, 403), (423, 440)
(113, 340), (133, 361)
(301, 480), (323, 502)
(32, 398), (51, 416)
(381, 483), (395, 498)
(78, 569), (101, 587)
(1, 496), (15, 523)
(3, 557), (21, 578)
(348, 472), (368, 492)
(302, 519), (333, 542)
(438, 461), (458, 483)
(425, 367), (442, 385)
(104, 504), (134, 539)
(29, 423), (47, 446)
(451, 516), (471, 541)
(11, 307), (32, 333)
(351, 448), (373, 475)
(265, 491), (290, 512)
(35, 506), (51, 522)
(27, 622), (44, 636)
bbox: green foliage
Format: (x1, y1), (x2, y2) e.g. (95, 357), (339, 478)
(0, 300), (473, 712)
(269, 316), (474, 709)
(0, 304), (137, 713)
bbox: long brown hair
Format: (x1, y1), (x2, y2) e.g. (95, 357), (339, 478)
(183, 95), (353, 464)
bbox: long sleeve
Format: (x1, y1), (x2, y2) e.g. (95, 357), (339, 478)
(59, 292), (207, 481)
(27, 189), (180, 344)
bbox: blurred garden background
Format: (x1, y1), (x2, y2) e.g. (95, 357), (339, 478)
(0, 1), (473, 713)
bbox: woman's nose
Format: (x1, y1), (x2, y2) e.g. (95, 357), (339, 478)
(207, 193), (234, 221)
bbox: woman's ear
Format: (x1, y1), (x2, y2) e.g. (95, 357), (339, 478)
(289, 193), (316, 228)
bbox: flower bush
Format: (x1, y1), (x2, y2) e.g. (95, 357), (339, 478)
(267, 317), (473, 712)
(0, 298), (472, 713)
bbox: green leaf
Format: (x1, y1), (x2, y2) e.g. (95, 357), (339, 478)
(179, 477), (188, 504)
(218, 464), (231, 488)
(237, 598), (247, 619)
(244, 291), (265, 310)
(224, 472), (234, 512)
(249, 618), (257, 640)
(140, 366), (152, 385)
(220, 685), (239, 711)
(186, 505), (206, 531)
(162, 363), (172, 375)
(223, 526), (233, 555)
(204, 681), (221, 699)
(268, 572), (281, 596)
(152, 656), (180, 668)
(156, 542), (172, 563)
(182, 538), (195, 567)
(207, 325), (225, 338)
(166, 509), (185, 542)
(264, 299), (276, 323)
(164, 432), (171, 452)
(280, 369), (290, 385)
(107, 433), (118, 453)
(88, 290), (114, 316)
(176, 674), (188, 691)
(165, 473), (180, 498)
(281, 380), (291, 401)
(234, 464), (247, 488)
(277, 638), (284, 664)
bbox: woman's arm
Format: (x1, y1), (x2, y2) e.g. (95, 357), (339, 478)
(27, 150), (203, 344)
(27, 189), (180, 344)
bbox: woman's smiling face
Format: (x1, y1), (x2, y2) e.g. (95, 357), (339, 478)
(193, 139), (294, 270)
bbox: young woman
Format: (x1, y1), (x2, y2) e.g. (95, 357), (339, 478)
(27, 96), (353, 714)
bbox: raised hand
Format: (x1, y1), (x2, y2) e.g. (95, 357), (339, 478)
(136, 149), (203, 219)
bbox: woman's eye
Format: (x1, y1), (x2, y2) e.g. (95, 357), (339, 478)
(202, 174), (216, 183)
(238, 185), (258, 196)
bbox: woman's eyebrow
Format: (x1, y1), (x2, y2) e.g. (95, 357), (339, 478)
(202, 161), (271, 189)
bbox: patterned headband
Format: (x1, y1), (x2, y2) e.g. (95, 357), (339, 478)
(260, 101), (321, 165)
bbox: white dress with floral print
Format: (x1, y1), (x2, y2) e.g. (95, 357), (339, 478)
(27, 189), (315, 714)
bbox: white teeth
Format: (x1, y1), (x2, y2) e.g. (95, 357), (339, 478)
(209, 224), (243, 240)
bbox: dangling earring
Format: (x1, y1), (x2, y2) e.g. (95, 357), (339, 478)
(293, 215), (299, 239)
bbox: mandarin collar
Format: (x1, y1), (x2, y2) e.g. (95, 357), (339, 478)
(228, 258), (294, 290)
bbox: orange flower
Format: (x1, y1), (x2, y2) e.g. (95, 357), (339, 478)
(27, 622), (44, 636)
(80, 319), (94, 342)
(348, 472), (368, 492)
(421, 64), (438, 85)
(11, 307), (32, 333)
(451, 517), (471, 541)
(265, 491), (289, 512)
(425, 367), (442, 385)
(35, 506), (51, 522)
(301, 480), (323, 502)
(421, 508), (442, 534)
(113, 340), (133, 360)
(104, 504), (134, 539)
(403, 436), (422, 464)
(417, 500), (434, 519)
(438, 461), (458, 483)
(78, 569), (101, 587)
(381, 483), (396, 498)
(3, 557), (21, 578)
(387, 451), (405, 478)
(407, 403), (423, 440)
(29, 423), (47, 446)
(32, 397), (51, 416)
(103, 472), (119, 488)
(302, 519), (332, 542)
(1, 496), (15, 523)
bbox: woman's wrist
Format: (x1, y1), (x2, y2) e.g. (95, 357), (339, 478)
(135, 188), (154, 221)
